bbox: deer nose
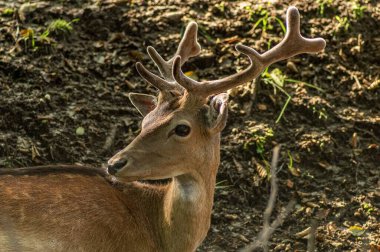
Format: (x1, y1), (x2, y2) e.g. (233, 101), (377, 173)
(107, 159), (128, 175)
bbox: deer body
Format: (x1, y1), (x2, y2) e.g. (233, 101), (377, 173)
(1, 169), (157, 251)
(0, 158), (218, 251)
(0, 7), (325, 252)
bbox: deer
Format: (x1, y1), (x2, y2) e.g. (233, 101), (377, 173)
(0, 6), (325, 252)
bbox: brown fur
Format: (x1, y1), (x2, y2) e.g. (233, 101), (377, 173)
(0, 165), (106, 176)
(0, 166), (165, 251)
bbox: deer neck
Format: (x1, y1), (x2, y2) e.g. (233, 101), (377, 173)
(160, 135), (220, 252)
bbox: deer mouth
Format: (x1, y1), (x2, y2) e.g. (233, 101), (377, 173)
(107, 160), (174, 185)
(107, 159), (128, 175)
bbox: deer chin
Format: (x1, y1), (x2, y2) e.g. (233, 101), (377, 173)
(112, 163), (185, 183)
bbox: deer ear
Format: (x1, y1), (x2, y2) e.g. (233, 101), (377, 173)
(129, 93), (158, 116)
(208, 93), (229, 134)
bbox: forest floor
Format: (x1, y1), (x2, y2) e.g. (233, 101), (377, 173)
(0, 0), (379, 251)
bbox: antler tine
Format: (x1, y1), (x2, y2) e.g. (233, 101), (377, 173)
(136, 22), (201, 91)
(136, 62), (174, 91)
(149, 21), (200, 80)
(260, 6), (326, 65)
(146, 46), (170, 79)
(173, 6), (326, 97)
(174, 21), (202, 63)
(172, 56), (197, 92)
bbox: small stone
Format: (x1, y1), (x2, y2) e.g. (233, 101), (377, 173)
(161, 11), (184, 23)
(76, 127), (85, 136)
(257, 103), (267, 111)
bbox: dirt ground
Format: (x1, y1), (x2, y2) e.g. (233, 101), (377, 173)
(0, 0), (379, 251)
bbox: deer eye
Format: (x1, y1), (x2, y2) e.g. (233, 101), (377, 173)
(174, 124), (191, 137)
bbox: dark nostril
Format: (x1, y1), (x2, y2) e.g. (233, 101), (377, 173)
(108, 159), (127, 175)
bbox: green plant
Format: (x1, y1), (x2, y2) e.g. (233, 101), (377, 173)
(244, 127), (274, 155)
(361, 202), (374, 215)
(38, 31), (55, 45)
(287, 151), (301, 176)
(215, 180), (232, 190)
(20, 28), (36, 50)
(285, 78), (325, 92)
(215, 1), (226, 14)
(351, 1), (366, 19)
(335, 15), (350, 32)
(17, 18), (79, 53)
(317, 0), (333, 16)
(2, 8), (14, 16)
(245, 5), (286, 36)
(311, 106), (328, 120)
(242, 126), (275, 179)
(262, 68), (291, 123)
(244, 5), (255, 21)
(256, 129), (274, 154)
(42, 18), (79, 38)
(261, 68), (324, 123)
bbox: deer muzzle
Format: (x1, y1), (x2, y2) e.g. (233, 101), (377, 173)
(107, 158), (128, 175)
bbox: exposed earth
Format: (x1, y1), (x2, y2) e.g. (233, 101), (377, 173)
(0, 0), (379, 251)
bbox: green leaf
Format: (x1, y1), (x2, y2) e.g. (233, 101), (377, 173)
(274, 17), (286, 33)
(269, 68), (285, 87)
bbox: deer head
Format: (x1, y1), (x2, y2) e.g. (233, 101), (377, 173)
(107, 6), (326, 182)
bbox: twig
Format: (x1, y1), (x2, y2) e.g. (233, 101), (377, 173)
(263, 145), (281, 240)
(102, 124), (118, 154)
(242, 145), (296, 252)
(307, 219), (317, 252)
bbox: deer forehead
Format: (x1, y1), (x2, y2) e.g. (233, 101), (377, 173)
(142, 95), (205, 130)
(141, 110), (200, 136)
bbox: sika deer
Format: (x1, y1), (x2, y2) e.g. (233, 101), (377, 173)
(0, 7), (325, 252)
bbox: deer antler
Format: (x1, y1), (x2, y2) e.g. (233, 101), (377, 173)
(172, 6), (326, 97)
(136, 22), (201, 91)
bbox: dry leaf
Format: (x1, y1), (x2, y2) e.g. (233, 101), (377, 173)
(257, 103), (267, 111)
(252, 158), (267, 178)
(348, 226), (365, 236)
(31, 144), (40, 160)
(295, 227), (311, 238)
(223, 35), (241, 44)
(184, 71), (199, 81)
(287, 61), (298, 73)
(368, 144), (379, 149)
(286, 179), (294, 188)
(350, 132), (358, 148)
(288, 165), (301, 176)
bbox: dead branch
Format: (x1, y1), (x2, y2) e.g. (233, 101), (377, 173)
(242, 145), (296, 252)
(307, 219), (317, 252)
